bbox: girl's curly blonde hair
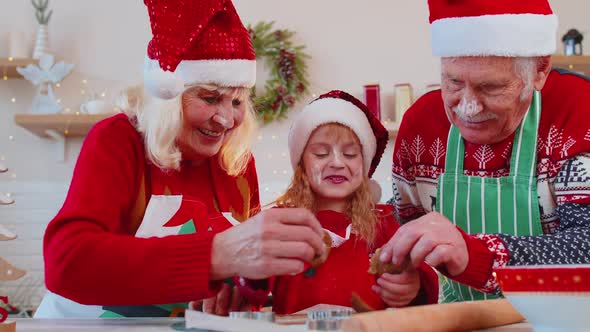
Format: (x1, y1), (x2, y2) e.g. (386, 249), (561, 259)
(275, 124), (378, 248)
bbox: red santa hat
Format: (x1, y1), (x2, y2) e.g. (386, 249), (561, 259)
(143, 0), (256, 99)
(428, 0), (558, 57)
(288, 90), (389, 202)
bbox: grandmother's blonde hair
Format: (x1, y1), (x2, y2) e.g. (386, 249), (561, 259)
(116, 84), (257, 176)
(275, 124), (378, 247)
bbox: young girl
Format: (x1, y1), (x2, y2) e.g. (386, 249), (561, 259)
(237, 90), (439, 314)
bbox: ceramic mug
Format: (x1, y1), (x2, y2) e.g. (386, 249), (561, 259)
(80, 100), (110, 114)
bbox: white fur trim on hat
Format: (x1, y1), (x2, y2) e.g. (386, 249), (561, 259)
(431, 14), (558, 57)
(288, 97), (376, 175)
(143, 57), (256, 99)
(144, 68), (185, 100)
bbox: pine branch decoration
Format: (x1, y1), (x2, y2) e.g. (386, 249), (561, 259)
(32, 0), (52, 25)
(247, 21), (310, 123)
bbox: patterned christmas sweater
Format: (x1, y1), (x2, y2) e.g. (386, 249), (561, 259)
(388, 69), (590, 293)
(44, 114), (261, 306)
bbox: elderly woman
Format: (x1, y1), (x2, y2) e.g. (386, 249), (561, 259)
(35, 0), (325, 318)
(381, 0), (590, 303)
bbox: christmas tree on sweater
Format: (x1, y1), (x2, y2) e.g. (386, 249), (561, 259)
(0, 161), (26, 281)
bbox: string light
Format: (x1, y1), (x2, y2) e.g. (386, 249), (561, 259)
(55, 83), (60, 88)
(7, 57), (13, 62)
(80, 89), (86, 95)
(82, 79), (88, 84)
(3, 76), (7, 81)
(273, 170), (278, 175)
(100, 92), (106, 98)
(8, 136), (14, 141)
(10, 98), (16, 103)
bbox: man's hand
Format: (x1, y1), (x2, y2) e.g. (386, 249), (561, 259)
(380, 212), (468, 276)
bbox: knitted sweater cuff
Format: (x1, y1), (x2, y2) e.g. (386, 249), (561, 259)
(446, 228), (496, 289)
(162, 232), (221, 299)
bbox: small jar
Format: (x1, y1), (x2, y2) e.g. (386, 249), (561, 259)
(228, 311), (276, 323)
(394, 83), (414, 123)
(306, 309), (354, 331)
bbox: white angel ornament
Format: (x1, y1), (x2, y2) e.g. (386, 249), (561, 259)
(16, 53), (74, 114)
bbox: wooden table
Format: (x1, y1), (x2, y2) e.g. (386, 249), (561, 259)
(12, 318), (533, 331)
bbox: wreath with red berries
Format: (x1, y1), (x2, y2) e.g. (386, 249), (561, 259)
(248, 21), (310, 123)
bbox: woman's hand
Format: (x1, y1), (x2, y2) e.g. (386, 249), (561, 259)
(210, 208), (326, 280)
(373, 268), (420, 308)
(190, 283), (242, 316)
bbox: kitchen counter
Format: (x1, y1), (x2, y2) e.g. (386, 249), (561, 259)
(12, 318), (533, 332)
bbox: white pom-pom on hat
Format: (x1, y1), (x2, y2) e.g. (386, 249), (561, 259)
(143, 68), (184, 100)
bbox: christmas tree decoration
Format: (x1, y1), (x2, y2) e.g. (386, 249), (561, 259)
(0, 225), (16, 242)
(17, 53), (74, 114)
(0, 161), (25, 332)
(32, 0), (53, 59)
(248, 21), (310, 123)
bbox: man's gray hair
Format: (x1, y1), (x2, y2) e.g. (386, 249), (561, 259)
(513, 57), (537, 101)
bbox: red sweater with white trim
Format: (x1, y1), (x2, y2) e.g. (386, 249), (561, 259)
(243, 206), (439, 314)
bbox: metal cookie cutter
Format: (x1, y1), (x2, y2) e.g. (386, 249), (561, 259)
(229, 311), (276, 322)
(306, 309), (354, 331)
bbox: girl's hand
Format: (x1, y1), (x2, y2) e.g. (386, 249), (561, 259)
(372, 267), (420, 308)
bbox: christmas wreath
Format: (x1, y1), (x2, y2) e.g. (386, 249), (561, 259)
(248, 21), (310, 123)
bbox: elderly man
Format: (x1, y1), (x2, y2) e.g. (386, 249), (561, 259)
(381, 0), (590, 302)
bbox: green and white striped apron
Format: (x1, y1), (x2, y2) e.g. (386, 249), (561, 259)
(436, 90), (543, 302)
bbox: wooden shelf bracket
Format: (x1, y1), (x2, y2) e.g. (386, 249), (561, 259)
(44, 129), (66, 162)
